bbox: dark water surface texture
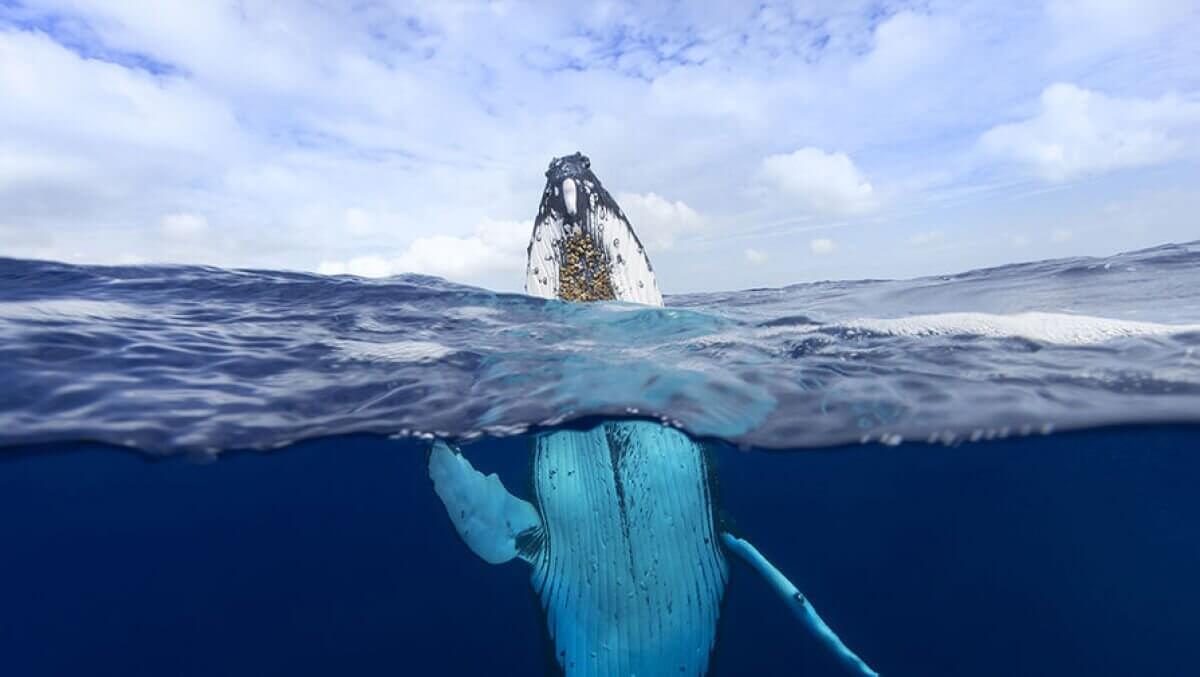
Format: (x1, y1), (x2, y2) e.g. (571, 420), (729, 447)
(2, 243), (1200, 676)
(2, 241), (1199, 454)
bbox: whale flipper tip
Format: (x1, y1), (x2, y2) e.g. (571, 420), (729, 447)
(722, 532), (879, 676)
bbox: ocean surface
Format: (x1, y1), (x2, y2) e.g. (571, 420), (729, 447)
(2, 242), (1200, 676)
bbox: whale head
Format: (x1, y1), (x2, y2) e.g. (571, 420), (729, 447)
(526, 152), (662, 306)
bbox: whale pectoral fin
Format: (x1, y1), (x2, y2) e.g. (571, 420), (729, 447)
(721, 533), (879, 677)
(428, 440), (543, 565)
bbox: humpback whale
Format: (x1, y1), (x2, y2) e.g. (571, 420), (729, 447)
(428, 153), (878, 676)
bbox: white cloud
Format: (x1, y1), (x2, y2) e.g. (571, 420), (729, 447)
(0, 3), (1197, 291)
(0, 28), (243, 220)
(395, 219), (529, 278)
(852, 12), (961, 87)
(316, 255), (394, 279)
(648, 66), (769, 125)
(318, 219), (530, 283)
(615, 192), (703, 249)
(809, 238), (836, 255)
(980, 83), (1200, 182)
(744, 248), (768, 264)
(0, 30), (240, 155)
(759, 148), (876, 215)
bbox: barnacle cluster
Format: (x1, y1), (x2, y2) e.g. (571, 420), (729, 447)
(558, 231), (614, 302)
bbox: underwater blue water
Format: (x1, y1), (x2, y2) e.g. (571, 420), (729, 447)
(3, 242), (1200, 675)
(3, 427), (1199, 676)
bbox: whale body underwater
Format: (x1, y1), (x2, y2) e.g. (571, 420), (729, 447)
(428, 153), (877, 676)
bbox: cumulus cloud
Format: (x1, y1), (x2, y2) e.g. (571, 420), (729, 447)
(980, 83), (1200, 181)
(852, 11), (961, 87)
(759, 148), (876, 215)
(0, 3), (1197, 291)
(615, 192), (703, 249)
(0, 28), (243, 216)
(318, 219), (530, 283)
(315, 255), (394, 279)
(809, 238), (836, 255)
(0, 30), (240, 156)
(319, 195), (698, 283)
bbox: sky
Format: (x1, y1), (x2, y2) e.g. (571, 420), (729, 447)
(1, 1), (1198, 293)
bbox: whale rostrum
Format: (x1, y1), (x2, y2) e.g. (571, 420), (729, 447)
(428, 153), (878, 676)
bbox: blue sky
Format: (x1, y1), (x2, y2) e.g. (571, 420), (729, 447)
(1, 1), (1198, 293)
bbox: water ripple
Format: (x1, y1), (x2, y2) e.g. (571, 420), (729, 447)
(2, 242), (1199, 454)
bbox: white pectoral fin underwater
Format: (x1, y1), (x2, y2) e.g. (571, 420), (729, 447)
(427, 153), (877, 676)
(723, 534), (879, 677)
(428, 441), (542, 565)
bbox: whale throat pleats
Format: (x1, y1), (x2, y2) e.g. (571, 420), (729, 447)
(530, 421), (728, 677)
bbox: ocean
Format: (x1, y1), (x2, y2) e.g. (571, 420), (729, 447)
(2, 242), (1199, 676)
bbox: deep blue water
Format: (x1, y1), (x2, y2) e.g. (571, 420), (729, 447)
(3, 243), (1200, 675)
(3, 427), (1199, 676)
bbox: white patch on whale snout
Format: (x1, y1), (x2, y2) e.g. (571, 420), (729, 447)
(562, 178), (577, 217)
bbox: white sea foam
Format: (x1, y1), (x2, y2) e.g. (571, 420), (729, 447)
(845, 312), (1200, 345)
(334, 339), (454, 363)
(446, 305), (502, 321)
